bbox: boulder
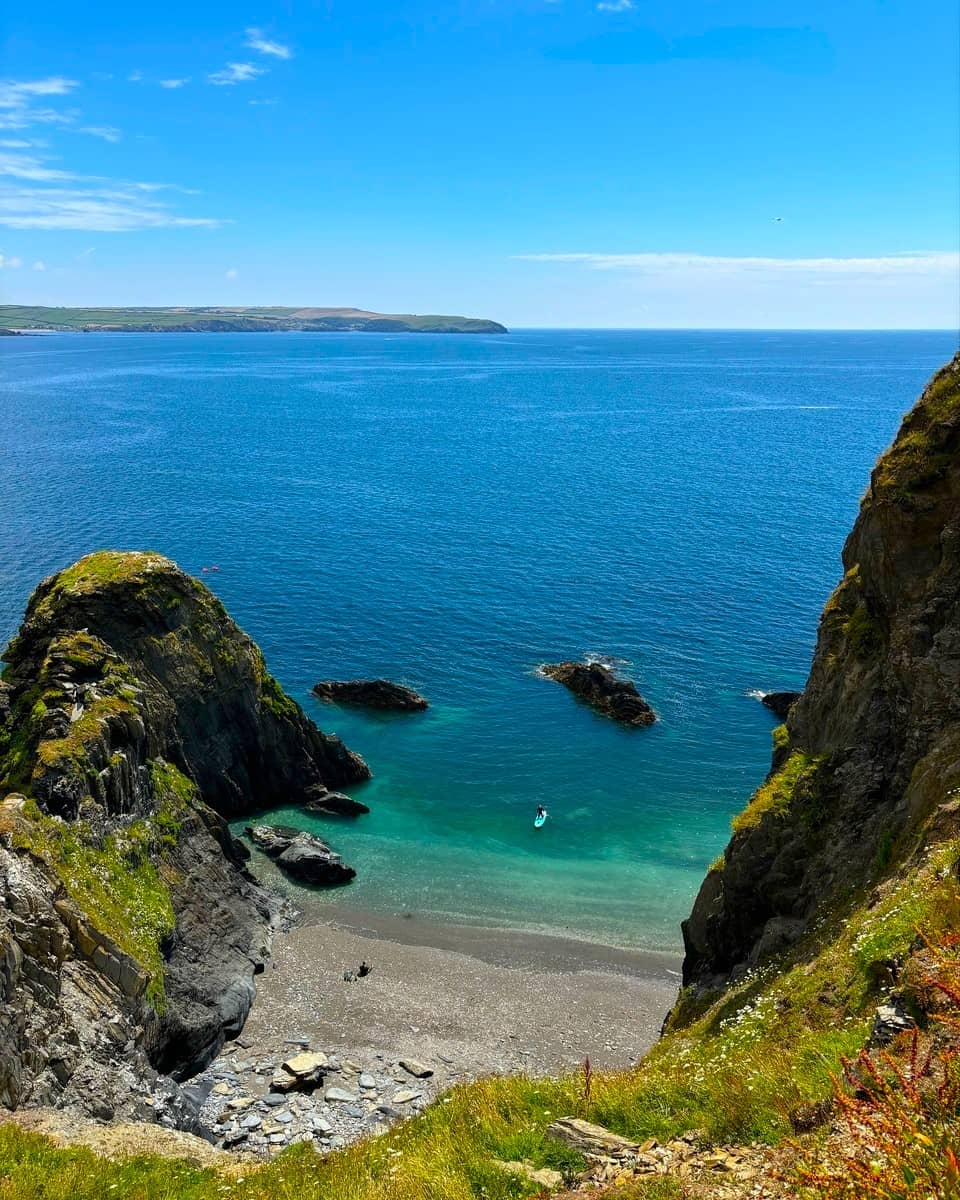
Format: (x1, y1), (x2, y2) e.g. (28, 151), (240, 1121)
(278, 840), (356, 887)
(540, 661), (656, 727)
(871, 1000), (915, 1045)
(545, 1117), (643, 1159)
(270, 1049), (328, 1094)
(246, 825), (356, 887)
(760, 691), (802, 720)
(283, 1051), (328, 1077)
(312, 679), (429, 712)
(398, 1059), (433, 1079)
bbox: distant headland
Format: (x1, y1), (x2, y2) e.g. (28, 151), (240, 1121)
(0, 305), (508, 335)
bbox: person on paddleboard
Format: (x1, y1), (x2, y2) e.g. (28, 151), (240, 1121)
(536, 805), (547, 821)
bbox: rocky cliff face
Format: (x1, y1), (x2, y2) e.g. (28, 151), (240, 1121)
(682, 352), (960, 990)
(0, 551), (369, 1121)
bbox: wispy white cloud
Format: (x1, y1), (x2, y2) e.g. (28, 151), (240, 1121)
(128, 71), (143, 83)
(208, 62), (266, 86)
(596, 0), (634, 11)
(249, 97), (278, 107)
(225, 267), (239, 279)
(32, 259), (46, 270)
(0, 107), (78, 131)
(80, 125), (122, 142)
(516, 251), (960, 279)
(0, 149), (74, 182)
(245, 28), (292, 59)
(0, 77), (78, 108)
(0, 184), (225, 230)
(0, 147), (223, 231)
(0, 76), (80, 133)
(0, 138), (34, 147)
(159, 78), (190, 89)
(0, 252), (23, 268)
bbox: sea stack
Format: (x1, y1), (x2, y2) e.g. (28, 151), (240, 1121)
(540, 660), (656, 727)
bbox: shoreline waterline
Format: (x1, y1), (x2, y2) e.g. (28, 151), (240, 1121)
(294, 899), (683, 980)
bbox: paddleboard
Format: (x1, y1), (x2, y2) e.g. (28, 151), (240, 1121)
(534, 812), (547, 828)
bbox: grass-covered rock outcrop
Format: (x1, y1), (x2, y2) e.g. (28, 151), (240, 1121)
(0, 551), (370, 1119)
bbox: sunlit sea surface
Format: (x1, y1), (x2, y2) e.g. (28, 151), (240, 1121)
(2, 329), (955, 951)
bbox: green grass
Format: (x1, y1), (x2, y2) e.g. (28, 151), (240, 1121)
(260, 673), (300, 721)
(6, 796), (177, 1009)
(870, 353), (960, 503)
(0, 758), (195, 1011)
(731, 751), (823, 833)
(0, 1127), (225, 1200)
(35, 551), (172, 618)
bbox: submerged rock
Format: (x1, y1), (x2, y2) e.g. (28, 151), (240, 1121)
(304, 786), (370, 817)
(312, 679), (429, 712)
(540, 661), (656, 727)
(760, 691), (802, 720)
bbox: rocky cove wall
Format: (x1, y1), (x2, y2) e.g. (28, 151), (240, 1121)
(681, 351), (960, 993)
(0, 551), (370, 1123)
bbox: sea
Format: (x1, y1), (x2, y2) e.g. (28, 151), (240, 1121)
(1, 329), (955, 953)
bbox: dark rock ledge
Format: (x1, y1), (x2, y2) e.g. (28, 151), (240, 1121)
(540, 661), (656, 727)
(759, 691), (802, 721)
(312, 679), (429, 712)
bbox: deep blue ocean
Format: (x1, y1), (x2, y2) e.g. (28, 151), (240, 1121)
(1, 329), (956, 952)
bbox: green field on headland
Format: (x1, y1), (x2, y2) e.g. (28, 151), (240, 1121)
(0, 306), (507, 334)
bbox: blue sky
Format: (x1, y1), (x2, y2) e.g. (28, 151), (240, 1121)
(0, 0), (957, 327)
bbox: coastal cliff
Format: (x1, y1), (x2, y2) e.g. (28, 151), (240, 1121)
(681, 350), (960, 989)
(0, 552), (368, 1121)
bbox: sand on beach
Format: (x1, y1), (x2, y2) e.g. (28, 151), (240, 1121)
(244, 907), (681, 1080)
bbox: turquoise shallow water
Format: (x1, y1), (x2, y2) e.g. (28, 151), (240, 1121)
(1, 329), (955, 952)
